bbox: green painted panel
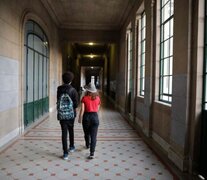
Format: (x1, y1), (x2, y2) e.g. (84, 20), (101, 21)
(24, 102), (34, 127)
(34, 100), (39, 120)
(38, 99), (43, 116)
(24, 97), (49, 128)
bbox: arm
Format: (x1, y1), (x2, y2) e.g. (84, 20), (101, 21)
(78, 102), (85, 123)
(71, 88), (79, 109)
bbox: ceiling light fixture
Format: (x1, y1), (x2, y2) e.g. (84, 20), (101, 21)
(89, 42), (94, 46)
(90, 54), (94, 58)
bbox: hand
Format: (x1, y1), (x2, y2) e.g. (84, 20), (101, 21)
(78, 117), (82, 124)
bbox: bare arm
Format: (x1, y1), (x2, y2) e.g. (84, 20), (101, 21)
(78, 102), (85, 123)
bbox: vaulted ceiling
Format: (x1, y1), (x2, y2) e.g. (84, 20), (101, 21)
(41, 0), (137, 30)
(41, 0), (136, 72)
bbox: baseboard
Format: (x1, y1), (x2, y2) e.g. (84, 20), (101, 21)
(168, 147), (187, 171)
(0, 128), (20, 148)
(152, 132), (170, 153)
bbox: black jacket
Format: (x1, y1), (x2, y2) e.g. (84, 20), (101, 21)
(57, 84), (79, 116)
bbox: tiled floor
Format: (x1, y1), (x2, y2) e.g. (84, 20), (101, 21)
(0, 98), (177, 180)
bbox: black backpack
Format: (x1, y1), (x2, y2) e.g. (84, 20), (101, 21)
(57, 88), (74, 120)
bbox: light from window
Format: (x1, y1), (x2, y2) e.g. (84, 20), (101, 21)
(127, 29), (133, 92)
(204, 8), (207, 110)
(138, 12), (146, 96)
(159, 0), (174, 103)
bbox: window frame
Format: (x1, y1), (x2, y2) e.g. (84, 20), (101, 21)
(159, 0), (174, 103)
(138, 11), (146, 97)
(203, 1), (207, 110)
(127, 28), (133, 93)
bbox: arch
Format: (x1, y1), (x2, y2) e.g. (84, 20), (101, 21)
(19, 10), (51, 128)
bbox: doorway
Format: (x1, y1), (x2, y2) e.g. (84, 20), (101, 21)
(24, 20), (49, 127)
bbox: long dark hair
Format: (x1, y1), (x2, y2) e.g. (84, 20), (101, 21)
(86, 91), (99, 100)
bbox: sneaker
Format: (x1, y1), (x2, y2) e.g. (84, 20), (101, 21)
(88, 155), (94, 159)
(69, 146), (75, 153)
(63, 154), (68, 160)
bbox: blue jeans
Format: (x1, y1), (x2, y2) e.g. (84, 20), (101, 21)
(60, 120), (75, 154)
(82, 112), (99, 155)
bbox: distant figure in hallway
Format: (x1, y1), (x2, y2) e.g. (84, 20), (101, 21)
(78, 83), (101, 159)
(57, 71), (79, 160)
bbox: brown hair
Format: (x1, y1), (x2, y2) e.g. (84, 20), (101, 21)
(86, 91), (99, 100)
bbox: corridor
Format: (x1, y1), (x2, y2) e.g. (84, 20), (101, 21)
(0, 97), (176, 180)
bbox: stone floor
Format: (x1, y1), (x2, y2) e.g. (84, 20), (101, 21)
(0, 98), (178, 180)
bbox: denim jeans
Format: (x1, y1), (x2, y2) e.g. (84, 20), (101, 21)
(82, 112), (99, 155)
(60, 119), (75, 154)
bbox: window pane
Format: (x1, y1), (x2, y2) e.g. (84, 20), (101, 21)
(34, 36), (43, 54)
(160, 42), (164, 59)
(34, 53), (39, 101)
(39, 56), (43, 99)
(162, 0), (169, 6)
(27, 49), (34, 103)
(43, 45), (47, 56)
(170, 37), (173, 56)
(160, 59), (164, 75)
(142, 28), (146, 40)
(142, 41), (146, 52)
(28, 34), (33, 48)
(43, 57), (47, 98)
(163, 58), (170, 75)
(127, 31), (133, 92)
(162, 94), (169, 101)
(162, 2), (171, 22)
(163, 76), (169, 94)
(141, 54), (145, 65)
(164, 40), (170, 58)
(25, 21), (33, 44)
(170, 19), (174, 36)
(169, 76), (172, 94)
(138, 12), (146, 96)
(164, 21), (170, 40)
(170, 57), (173, 74)
(142, 79), (145, 90)
(170, 1), (174, 15)
(34, 24), (43, 39)
(161, 26), (164, 42)
(46, 58), (49, 96)
(24, 49), (27, 103)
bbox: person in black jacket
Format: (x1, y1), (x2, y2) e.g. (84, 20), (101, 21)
(57, 71), (79, 160)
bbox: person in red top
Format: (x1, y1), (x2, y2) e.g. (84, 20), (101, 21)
(78, 83), (101, 159)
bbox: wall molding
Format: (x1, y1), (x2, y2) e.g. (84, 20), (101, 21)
(0, 128), (20, 148)
(152, 132), (170, 153)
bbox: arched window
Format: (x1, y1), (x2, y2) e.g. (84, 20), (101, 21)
(24, 20), (49, 127)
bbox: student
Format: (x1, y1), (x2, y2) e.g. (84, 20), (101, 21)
(57, 71), (79, 160)
(78, 83), (101, 159)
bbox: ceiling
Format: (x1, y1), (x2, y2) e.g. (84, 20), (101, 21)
(74, 43), (108, 56)
(41, 0), (135, 71)
(41, 0), (137, 30)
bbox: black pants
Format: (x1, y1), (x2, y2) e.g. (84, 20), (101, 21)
(82, 112), (99, 155)
(60, 120), (75, 154)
